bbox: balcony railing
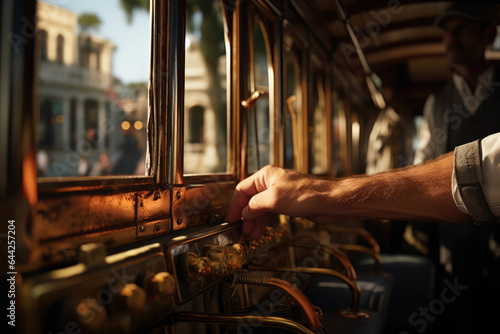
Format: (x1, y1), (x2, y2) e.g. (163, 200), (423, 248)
(40, 61), (111, 91)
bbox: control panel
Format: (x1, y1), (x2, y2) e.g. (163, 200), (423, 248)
(19, 243), (174, 334)
(17, 220), (296, 333)
(166, 221), (290, 305)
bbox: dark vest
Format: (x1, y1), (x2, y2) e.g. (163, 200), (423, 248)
(432, 69), (500, 153)
(431, 69), (500, 333)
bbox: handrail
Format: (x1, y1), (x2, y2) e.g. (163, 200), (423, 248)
(319, 225), (382, 273)
(332, 0), (387, 110)
(248, 265), (370, 319)
(290, 242), (357, 280)
(173, 312), (317, 334)
(232, 275), (322, 331)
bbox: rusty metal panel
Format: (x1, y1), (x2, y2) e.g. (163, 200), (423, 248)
(136, 186), (172, 238)
(36, 185), (173, 244)
(181, 182), (235, 227)
(36, 191), (137, 242)
(172, 186), (187, 230)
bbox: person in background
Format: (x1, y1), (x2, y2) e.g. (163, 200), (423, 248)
(89, 151), (113, 176)
(406, 4), (500, 332)
(112, 126), (142, 175)
(36, 149), (50, 177)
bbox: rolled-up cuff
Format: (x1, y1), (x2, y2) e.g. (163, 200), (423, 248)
(454, 139), (499, 224)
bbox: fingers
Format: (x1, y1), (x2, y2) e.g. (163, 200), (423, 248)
(225, 165), (278, 239)
(225, 168), (269, 222)
(241, 189), (274, 220)
(241, 216), (268, 239)
(241, 219), (256, 235)
(239, 191), (272, 239)
(226, 177), (271, 239)
(249, 217), (267, 239)
(225, 181), (256, 222)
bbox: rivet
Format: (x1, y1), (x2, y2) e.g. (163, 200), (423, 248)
(139, 225), (146, 232)
(176, 191), (181, 200)
(176, 217), (183, 225)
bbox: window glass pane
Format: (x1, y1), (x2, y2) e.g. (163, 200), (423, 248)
(333, 91), (347, 176)
(285, 56), (300, 170)
(309, 74), (327, 175)
(36, 0), (150, 178)
(351, 111), (360, 173)
(331, 90), (342, 176)
(184, 0), (228, 175)
(247, 20), (271, 173)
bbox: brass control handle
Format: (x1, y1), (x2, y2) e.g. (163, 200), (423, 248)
(241, 90), (267, 169)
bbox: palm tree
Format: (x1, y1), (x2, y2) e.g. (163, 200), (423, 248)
(78, 13), (102, 32)
(120, 0), (150, 23)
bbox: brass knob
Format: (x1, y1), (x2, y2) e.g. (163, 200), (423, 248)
(186, 252), (212, 281)
(114, 283), (147, 314)
(231, 243), (246, 256)
(148, 272), (176, 298)
(241, 90), (266, 109)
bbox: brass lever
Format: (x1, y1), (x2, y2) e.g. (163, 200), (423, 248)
(241, 90), (266, 109)
(286, 95), (302, 171)
(241, 90), (267, 169)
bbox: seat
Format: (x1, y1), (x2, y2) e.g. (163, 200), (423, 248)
(314, 223), (435, 332)
(288, 231), (393, 333)
(354, 253), (435, 333)
(321, 311), (382, 334)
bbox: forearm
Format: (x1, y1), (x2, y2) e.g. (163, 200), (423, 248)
(226, 151), (474, 239)
(327, 152), (472, 223)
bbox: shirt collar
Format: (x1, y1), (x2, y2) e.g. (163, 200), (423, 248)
(452, 66), (495, 114)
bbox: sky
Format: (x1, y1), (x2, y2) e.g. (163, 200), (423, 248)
(46, 0), (151, 84)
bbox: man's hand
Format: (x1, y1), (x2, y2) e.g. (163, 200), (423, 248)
(225, 152), (472, 239)
(225, 165), (336, 239)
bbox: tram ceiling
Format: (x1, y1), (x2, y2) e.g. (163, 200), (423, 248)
(304, 0), (500, 114)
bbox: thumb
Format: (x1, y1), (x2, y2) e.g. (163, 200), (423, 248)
(242, 188), (275, 220)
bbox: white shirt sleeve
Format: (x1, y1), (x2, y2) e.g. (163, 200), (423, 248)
(479, 133), (500, 216)
(452, 132), (500, 218)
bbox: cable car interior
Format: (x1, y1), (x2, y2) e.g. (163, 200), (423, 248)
(2, 0), (500, 333)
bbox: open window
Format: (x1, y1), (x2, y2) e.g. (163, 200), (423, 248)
(246, 15), (273, 173)
(36, 0), (149, 179)
(308, 65), (329, 175)
(183, 0), (230, 176)
(284, 34), (303, 171)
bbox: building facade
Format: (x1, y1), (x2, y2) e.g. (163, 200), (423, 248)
(37, 1), (126, 177)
